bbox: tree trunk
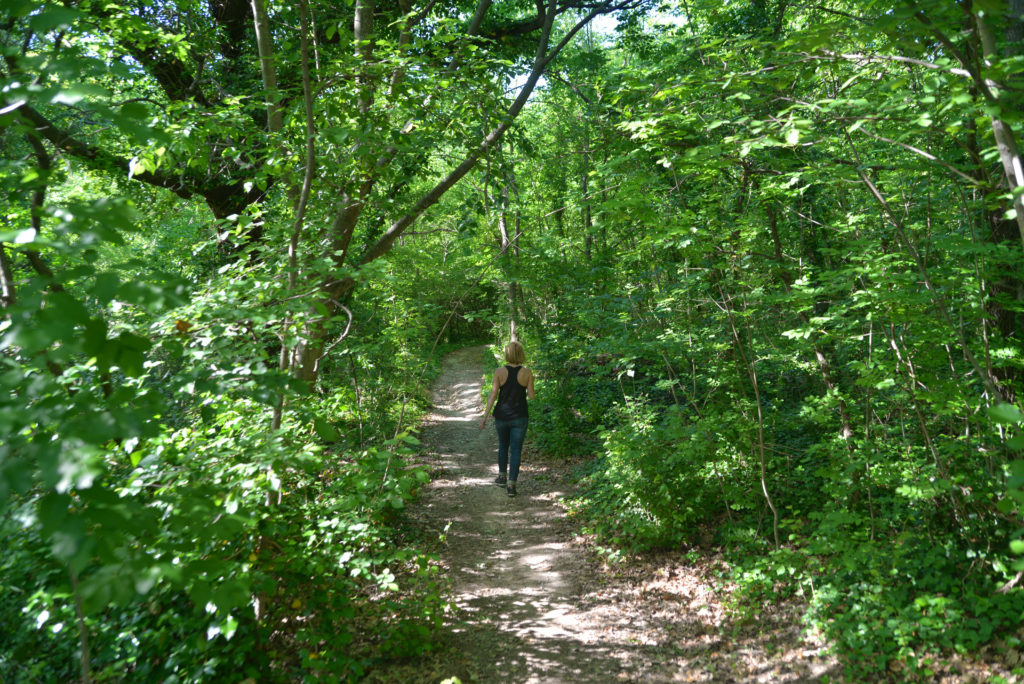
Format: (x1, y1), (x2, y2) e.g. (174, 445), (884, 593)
(967, 105), (1023, 385)
(581, 123), (593, 262)
(974, 7), (1024, 250)
(498, 164), (521, 341)
(0, 243), (16, 308)
(250, 0), (283, 133)
(1006, 0), (1024, 53)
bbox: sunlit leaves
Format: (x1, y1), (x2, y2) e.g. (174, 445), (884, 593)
(497, 0), (1024, 678)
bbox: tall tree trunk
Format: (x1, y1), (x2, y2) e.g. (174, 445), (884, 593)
(293, 0), (378, 384)
(273, 0), (318, 429)
(0, 243), (16, 309)
(581, 123), (593, 262)
(966, 102), (1022, 391)
(498, 161), (522, 341)
(1006, 0), (1024, 53)
(498, 182), (516, 340)
(974, 8), (1024, 250)
(250, 0), (283, 133)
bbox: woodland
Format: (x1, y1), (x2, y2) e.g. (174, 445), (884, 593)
(3, 0), (1024, 681)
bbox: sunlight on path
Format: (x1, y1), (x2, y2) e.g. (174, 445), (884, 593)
(416, 345), (631, 682)
(399, 346), (839, 684)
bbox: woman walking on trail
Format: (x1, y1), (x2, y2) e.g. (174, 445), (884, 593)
(479, 341), (536, 497)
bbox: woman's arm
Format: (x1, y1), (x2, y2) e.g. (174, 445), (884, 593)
(479, 371), (501, 429)
(526, 368), (536, 400)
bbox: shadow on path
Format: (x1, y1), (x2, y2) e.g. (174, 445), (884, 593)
(372, 346), (841, 683)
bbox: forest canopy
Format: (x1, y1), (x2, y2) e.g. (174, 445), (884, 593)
(3, 0), (1024, 680)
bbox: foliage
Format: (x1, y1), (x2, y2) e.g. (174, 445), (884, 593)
(0, 171), (451, 677)
(499, 0), (1024, 678)
(6, 0), (1024, 679)
(0, 1), (517, 678)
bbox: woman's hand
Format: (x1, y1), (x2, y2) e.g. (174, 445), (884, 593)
(480, 371), (501, 429)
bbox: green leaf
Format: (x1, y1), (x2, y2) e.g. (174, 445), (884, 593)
(212, 579), (250, 613)
(220, 615), (239, 640)
(120, 101), (150, 121)
(28, 6), (81, 33)
(90, 273), (120, 304)
(78, 572), (114, 614)
(83, 317), (109, 358)
(313, 417), (339, 442)
(46, 292), (91, 326)
(37, 492), (70, 532)
(3, 0), (36, 19)
(134, 566), (161, 594)
(989, 403), (1024, 425)
(114, 332), (152, 376)
(50, 84), (105, 106)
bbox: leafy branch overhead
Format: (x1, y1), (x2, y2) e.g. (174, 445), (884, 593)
(5, 1), (645, 221)
(5, 0), (648, 380)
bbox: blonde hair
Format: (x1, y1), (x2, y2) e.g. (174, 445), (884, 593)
(504, 341), (525, 365)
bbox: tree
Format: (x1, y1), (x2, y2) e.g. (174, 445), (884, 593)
(504, 0), (1024, 676)
(3, 0), (648, 383)
(0, 3), (654, 679)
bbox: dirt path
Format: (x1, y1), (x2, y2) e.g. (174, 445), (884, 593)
(386, 346), (840, 683)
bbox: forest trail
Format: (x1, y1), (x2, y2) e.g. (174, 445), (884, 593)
(374, 346), (839, 683)
(412, 344), (621, 683)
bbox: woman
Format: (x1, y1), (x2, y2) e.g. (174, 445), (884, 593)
(479, 341), (536, 497)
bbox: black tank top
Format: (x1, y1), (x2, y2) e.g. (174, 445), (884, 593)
(493, 365), (528, 420)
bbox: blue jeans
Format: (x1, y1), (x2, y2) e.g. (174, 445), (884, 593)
(494, 416), (528, 482)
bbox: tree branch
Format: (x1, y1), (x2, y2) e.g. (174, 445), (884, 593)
(913, 11), (997, 102)
(857, 130), (979, 185)
(15, 104), (267, 218)
(251, 0), (284, 132)
(354, 1), (643, 270)
(810, 4), (870, 25)
(843, 129), (1005, 401)
(77, 3), (211, 106)
(354, 0), (561, 269)
(812, 50), (973, 79)
(22, 129), (63, 290)
(17, 105), (194, 199)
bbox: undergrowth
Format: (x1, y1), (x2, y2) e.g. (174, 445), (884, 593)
(540, 339), (1024, 681)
